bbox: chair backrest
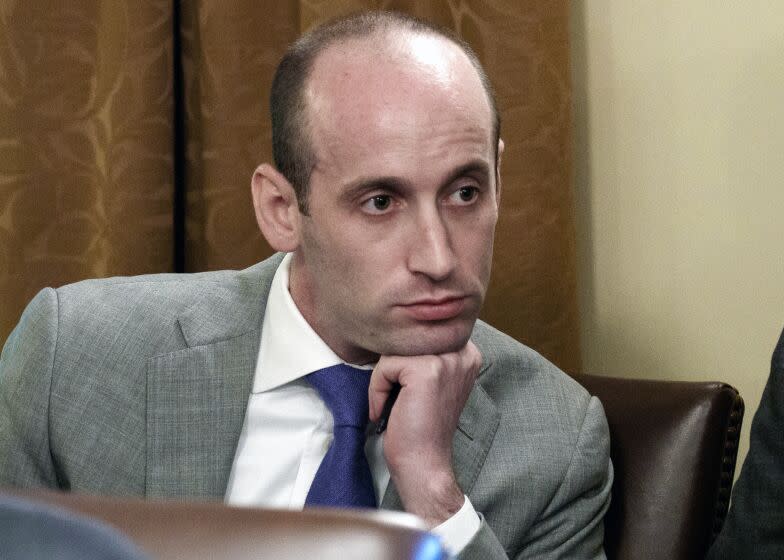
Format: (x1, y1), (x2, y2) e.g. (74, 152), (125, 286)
(577, 374), (744, 560)
(4, 490), (444, 560)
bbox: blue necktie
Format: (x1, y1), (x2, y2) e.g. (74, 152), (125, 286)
(304, 363), (377, 508)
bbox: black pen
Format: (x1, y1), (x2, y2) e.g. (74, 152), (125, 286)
(375, 383), (401, 434)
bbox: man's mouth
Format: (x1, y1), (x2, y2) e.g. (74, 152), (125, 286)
(398, 296), (469, 321)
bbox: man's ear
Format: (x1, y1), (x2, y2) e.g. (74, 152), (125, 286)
(495, 138), (505, 209)
(251, 163), (301, 252)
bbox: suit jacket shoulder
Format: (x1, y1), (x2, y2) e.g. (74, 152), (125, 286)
(463, 321), (611, 559)
(53, 254), (282, 354)
(0, 253), (284, 496)
(472, 319), (595, 433)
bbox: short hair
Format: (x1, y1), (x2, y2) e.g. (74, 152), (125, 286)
(270, 11), (501, 213)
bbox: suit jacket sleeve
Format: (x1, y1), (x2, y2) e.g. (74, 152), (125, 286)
(707, 326), (784, 559)
(0, 288), (60, 488)
(459, 396), (613, 560)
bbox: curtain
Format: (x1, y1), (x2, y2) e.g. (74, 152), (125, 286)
(0, 1), (580, 372)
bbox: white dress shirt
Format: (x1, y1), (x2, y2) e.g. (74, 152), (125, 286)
(225, 253), (479, 555)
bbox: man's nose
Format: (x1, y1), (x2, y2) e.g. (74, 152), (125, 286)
(407, 210), (457, 281)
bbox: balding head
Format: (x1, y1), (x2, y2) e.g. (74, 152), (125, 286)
(270, 11), (501, 213)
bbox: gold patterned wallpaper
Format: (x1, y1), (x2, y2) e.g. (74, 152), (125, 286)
(0, 1), (580, 372)
(0, 1), (174, 340)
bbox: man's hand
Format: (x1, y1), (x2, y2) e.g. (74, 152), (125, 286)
(368, 341), (482, 527)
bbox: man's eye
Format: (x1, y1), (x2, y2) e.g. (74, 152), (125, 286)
(361, 195), (394, 214)
(449, 186), (479, 205)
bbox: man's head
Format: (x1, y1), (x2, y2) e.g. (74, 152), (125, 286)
(269, 11), (501, 213)
(252, 11), (503, 364)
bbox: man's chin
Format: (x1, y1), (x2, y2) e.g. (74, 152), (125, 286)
(375, 319), (477, 357)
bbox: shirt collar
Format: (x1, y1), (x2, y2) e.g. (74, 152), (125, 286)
(252, 253), (371, 393)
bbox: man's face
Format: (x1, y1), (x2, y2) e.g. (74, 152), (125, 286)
(288, 34), (500, 364)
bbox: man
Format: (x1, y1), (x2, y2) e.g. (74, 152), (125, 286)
(0, 11), (612, 559)
(707, 326), (784, 559)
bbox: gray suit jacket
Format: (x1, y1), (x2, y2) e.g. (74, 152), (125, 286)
(707, 326), (784, 559)
(0, 253), (612, 559)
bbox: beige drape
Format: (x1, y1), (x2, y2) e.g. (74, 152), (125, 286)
(0, 1), (580, 372)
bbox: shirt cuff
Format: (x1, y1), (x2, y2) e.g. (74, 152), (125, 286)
(430, 495), (481, 557)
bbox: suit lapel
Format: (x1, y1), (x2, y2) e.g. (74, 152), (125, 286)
(146, 331), (259, 499)
(380, 360), (500, 511)
(145, 255), (283, 499)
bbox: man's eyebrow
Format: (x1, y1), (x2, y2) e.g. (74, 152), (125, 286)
(338, 159), (492, 204)
(339, 176), (408, 204)
(442, 160), (492, 186)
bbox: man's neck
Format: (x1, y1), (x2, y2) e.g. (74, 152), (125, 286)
(287, 253), (378, 366)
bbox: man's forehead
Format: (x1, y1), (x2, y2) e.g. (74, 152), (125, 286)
(303, 31), (493, 146)
(312, 32), (465, 86)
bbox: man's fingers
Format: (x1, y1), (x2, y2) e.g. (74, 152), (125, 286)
(367, 343), (482, 421)
(368, 357), (402, 421)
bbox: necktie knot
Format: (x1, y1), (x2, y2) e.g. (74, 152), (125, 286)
(305, 363), (371, 428)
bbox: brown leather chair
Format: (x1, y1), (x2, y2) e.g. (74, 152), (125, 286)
(4, 490), (444, 560)
(577, 374), (744, 560)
